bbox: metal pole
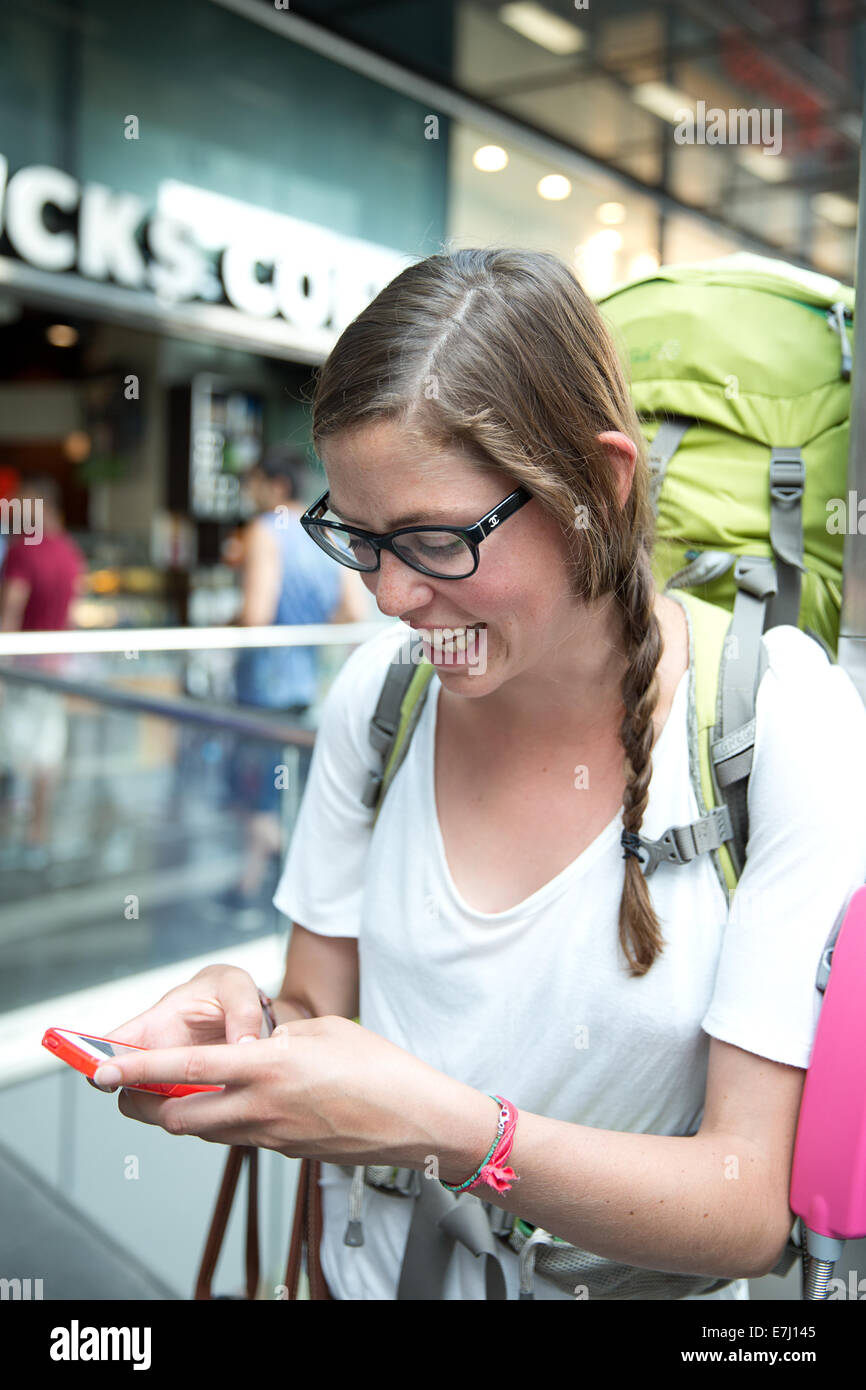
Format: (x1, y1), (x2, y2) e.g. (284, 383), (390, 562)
(838, 84), (866, 702)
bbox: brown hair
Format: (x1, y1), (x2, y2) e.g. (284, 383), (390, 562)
(311, 247), (665, 976)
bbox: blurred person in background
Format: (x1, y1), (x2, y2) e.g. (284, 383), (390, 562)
(223, 445), (369, 913)
(0, 475), (86, 866)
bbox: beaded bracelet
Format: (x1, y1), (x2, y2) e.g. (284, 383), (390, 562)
(439, 1094), (519, 1195)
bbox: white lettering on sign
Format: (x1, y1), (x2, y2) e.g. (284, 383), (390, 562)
(220, 245), (278, 318)
(273, 251), (332, 330)
(0, 154), (407, 337)
(78, 184), (148, 287)
(147, 217), (208, 301)
(5, 164), (78, 270)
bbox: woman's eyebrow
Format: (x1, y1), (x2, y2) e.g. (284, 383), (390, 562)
(329, 499), (454, 529)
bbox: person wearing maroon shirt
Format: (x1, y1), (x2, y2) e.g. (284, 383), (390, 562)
(0, 476), (85, 631)
(0, 476), (86, 864)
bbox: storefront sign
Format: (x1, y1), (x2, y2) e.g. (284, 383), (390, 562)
(0, 154), (406, 336)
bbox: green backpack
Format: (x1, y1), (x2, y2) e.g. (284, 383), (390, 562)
(599, 252), (853, 659)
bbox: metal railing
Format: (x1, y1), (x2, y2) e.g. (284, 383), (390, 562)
(0, 620), (394, 657)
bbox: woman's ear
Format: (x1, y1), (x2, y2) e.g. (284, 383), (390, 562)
(597, 431), (637, 511)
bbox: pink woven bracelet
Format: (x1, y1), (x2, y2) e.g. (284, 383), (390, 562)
(467, 1096), (519, 1194)
(440, 1095), (520, 1195)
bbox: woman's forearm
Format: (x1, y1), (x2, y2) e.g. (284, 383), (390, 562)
(270, 996), (314, 1025)
(431, 1089), (787, 1281)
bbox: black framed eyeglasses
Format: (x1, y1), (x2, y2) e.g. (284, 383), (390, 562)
(300, 486), (533, 579)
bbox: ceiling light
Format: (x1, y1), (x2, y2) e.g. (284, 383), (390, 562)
(812, 192), (858, 228)
(736, 148), (791, 183)
(597, 202), (626, 225)
(473, 145), (509, 173)
(46, 323), (78, 347)
(499, 3), (586, 55)
(631, 82), (696, 125)
(537, 174), (572, 201)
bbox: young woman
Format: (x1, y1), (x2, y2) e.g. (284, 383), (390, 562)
(96, 248), (866, 1301)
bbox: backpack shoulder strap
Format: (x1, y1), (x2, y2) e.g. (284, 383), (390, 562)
(360, 631), (435, 821)
(626, 591), (759, 897)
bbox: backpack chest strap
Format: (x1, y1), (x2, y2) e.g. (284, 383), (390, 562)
(625, 804), (734, 878)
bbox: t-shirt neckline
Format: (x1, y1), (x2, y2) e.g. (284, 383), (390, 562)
(425, 662), (690, 922)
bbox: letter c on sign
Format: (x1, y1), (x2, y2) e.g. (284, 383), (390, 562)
(221, 244), (278, 317)
(5, 165), (78, 271)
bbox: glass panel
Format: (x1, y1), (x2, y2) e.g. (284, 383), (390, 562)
(0, 635), (391, 1010)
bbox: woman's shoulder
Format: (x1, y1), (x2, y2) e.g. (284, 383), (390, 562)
(759, 625), (863, 707)
(753, 623), (866, 769)
(319, 622), (423, 749)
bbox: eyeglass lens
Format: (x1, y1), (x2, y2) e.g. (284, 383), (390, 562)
(311, 522), (475, 577)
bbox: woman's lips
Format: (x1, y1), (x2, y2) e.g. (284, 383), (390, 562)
(414, 623), (487, 657)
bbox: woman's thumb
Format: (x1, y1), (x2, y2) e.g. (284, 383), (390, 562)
(224, 990), (267, 1044)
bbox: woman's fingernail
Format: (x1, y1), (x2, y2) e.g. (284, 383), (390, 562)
(237, 1034), (257, 1044)
(93, 1065), (122, 1088)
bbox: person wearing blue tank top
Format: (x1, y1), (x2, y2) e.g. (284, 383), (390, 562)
(223, 446), (368, 914)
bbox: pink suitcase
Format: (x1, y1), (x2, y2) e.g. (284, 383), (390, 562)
(790, 884), (866, 1297)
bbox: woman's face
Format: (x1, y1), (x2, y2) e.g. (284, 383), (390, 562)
(318, 418), (603, 699)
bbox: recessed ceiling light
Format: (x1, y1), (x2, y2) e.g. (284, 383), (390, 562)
(499, 3), (586, 55)
(597, 202), (626, 225)
(473, 145), (509, 173)
(537, 174), (572, 200)
(46, 323), (78, 347)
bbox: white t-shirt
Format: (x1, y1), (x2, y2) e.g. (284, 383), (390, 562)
(273, 618), (866, 1301)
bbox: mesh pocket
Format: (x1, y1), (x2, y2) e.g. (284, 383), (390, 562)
(503, 1222), (735, 1300)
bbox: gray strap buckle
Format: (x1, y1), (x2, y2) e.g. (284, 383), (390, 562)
(630, 828), (688, 876)
(630, 806), (733, 878)
(733, 555), (778, 600)
(769, 454), (806, 505)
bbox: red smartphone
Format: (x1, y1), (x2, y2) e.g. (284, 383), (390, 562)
(41, 1028), (224, 1097)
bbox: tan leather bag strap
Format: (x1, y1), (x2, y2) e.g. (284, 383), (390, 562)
(195, 1145), (260, 1300)
(283, 1159), (334, 1300)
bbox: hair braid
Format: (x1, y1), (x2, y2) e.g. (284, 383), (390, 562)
(616, 548), (666, 976)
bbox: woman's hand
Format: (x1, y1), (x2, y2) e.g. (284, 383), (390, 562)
(92, 1015), (499, 1177)
(88, 966), (268, 1094)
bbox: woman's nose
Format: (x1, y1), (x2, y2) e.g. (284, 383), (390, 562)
(371, 547), (434, 619)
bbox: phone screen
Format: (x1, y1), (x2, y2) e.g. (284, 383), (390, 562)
(59, 1031), (142, 1062)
